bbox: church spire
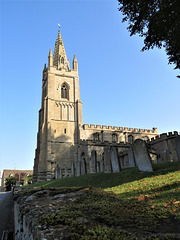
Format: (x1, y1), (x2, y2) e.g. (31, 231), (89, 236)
(53, 29), (70, 70)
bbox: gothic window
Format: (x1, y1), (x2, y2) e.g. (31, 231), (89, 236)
(112, 133), (118, 143)
(93, 132), (100, 141)
(128, 135), (134, 144)
(61, 83), (69, 99)
(61, 57), (64, 64)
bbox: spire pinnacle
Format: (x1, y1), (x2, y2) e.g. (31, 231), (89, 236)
(48, 48), (53, 68)
(73, 54), (78, 71)
(73, 54), (77, 61)
(49, 48), (52, 57)
(53, 28), (69, 70)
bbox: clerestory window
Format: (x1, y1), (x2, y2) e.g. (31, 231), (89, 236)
(128, 135), (134, 144)
(93, 132), (100, 141)
(112, 133), (118, 143)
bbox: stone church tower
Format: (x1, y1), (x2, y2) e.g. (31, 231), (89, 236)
(33, 30), (82, 181)
(33, 29), (158, 182)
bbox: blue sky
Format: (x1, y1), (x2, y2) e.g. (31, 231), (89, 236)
(1, 0), (180, 173)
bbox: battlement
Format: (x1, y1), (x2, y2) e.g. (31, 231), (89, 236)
(82, 124), (157, 134)
(147, 131), (179, 144)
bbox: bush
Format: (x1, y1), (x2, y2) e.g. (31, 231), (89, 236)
(5, 176), (16, 191)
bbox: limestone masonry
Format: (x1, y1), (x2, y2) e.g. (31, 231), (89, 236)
(33, 30), (179, 182)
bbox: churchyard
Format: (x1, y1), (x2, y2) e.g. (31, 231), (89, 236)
(14, 161), (180, 239)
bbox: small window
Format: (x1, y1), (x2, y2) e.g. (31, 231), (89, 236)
(61, 83), (68, 99)
(61, 57), (64, 64)
(93, 132), (100, 141)
(112, 133), (118, 143)
(64, 128), (66, 134)
(128, 135), (134, 144)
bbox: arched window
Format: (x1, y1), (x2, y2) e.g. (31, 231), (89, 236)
(128, 135), (134, 144)
(61, 57), (64, 64)
(112, 133), (118, 143)
(61, 83), (68, 99)
(93, 132), (100, 141)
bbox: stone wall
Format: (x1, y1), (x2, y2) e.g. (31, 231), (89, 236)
(14, 188), (87, 240)
(54, 143), (135, 178)
(53, 132), (180, 179)
(147, 131), (180, 163)
(80, 124), (157, 144)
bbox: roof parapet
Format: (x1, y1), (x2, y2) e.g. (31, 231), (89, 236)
(147, 131), (179, 144)
(82, 124), (157, 133)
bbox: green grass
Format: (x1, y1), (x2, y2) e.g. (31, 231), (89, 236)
(26, 162), (180, 219)
(25, 162), (180, 189)
(105, 170), (180, 217)
(23, 162), (180, 239)
(40, 187), (180, 239)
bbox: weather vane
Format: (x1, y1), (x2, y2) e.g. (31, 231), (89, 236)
(58, 23), (60, 29)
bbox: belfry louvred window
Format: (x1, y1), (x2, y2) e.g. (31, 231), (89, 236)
(61, 84), (68, 99)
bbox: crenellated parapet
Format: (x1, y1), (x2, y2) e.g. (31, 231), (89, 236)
(83, 124), (157, 134)
(147, 131), (179, 144)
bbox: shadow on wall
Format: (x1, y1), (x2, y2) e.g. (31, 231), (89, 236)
(54, 133), (180, 181)
(35, 129), (180, 182)
(52, 133), (76, 179)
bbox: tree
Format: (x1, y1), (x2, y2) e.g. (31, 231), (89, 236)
(22, 174), (33, 185)
(118, 0), (180, 74)
(5, 176), (16, 191)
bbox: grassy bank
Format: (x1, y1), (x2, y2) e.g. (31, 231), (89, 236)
(23, 162), (180, 239)
(26, 162), (180, 189)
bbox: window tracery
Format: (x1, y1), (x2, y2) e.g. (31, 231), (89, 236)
(61, 83), (68, 99)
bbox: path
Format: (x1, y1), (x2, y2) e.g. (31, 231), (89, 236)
(0, 192), (14, 239)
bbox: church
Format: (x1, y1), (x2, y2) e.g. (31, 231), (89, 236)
(33, 29), (158, 182)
